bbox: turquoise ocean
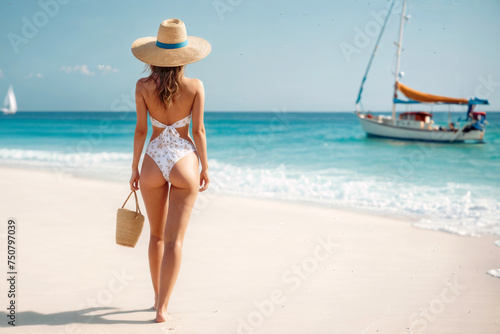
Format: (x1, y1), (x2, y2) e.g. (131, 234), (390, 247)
(1, 111), (499, 237)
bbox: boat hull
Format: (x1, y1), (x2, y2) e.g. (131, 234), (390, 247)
(357, 113), (484, 142)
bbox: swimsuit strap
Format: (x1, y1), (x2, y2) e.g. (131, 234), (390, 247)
(170, 115), (191, 128)
(150, 115), (167, 128)
(150, 114), (191, 129)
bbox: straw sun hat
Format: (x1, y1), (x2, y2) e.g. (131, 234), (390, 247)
(131, 18), (211, 67)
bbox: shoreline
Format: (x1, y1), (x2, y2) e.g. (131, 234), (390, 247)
(2, 162), (496, 240)
(0, 166), (499, 333)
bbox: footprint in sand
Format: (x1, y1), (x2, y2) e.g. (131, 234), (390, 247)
(160, 326), (178, 332)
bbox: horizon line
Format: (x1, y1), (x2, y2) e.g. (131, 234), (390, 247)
(8, 110), (500, 113)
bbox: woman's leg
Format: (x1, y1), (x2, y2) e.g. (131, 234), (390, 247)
(155, 152), (200, 322)
(139, 154), (169, 309)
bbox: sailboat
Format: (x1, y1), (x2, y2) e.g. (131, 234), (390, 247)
(1, 85), (17, 115)
(354, 0), (489, 143)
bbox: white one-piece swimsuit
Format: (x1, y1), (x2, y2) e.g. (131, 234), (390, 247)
(145, 114), (197, 183)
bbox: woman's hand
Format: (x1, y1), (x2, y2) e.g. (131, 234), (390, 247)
(199, 169), (210, 192)
(130, 169), (140, 191)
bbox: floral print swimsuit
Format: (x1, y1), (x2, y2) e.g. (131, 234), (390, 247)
(145, 114), (197, 183)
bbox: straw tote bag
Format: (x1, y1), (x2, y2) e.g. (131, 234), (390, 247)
(116, 190), (145, 247)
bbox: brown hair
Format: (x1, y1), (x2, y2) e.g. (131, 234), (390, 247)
(145, 65), (184, 108)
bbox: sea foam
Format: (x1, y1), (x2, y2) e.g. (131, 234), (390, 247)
(1, 148), (499, 237)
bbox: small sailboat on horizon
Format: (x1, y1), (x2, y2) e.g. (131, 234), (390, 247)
(1, 85), (17, 115)
(354, 0), (489, 143)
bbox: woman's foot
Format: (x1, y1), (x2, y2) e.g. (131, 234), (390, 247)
(155, 309), (168, 323)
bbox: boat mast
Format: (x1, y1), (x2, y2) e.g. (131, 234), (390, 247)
(392, 0), (407, 122)
(355, 0), (396, 113)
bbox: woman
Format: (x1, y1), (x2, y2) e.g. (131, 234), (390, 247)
(129, 18), (211, 323)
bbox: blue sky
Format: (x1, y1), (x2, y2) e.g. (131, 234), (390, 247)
(0, 0), (499, 111)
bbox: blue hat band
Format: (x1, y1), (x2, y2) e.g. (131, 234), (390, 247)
(156, 40), (188, 49)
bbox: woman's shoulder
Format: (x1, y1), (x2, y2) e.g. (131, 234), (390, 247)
(183, 77), (204, 92)
(136, 77), (152, 87)
(135, 77), (155, 95)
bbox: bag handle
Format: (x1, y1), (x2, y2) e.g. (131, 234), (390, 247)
(121, 190), (142, 217)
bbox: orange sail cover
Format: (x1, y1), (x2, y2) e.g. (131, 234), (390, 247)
(396, 82), (469, 104)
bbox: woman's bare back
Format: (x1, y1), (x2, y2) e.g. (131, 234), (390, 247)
(137, 76), (201, 142)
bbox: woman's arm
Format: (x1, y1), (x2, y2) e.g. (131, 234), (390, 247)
(191, 79), (210, 191)
(129, 80), (148, 190)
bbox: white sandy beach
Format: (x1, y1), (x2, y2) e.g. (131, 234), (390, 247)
(0, 166), (499, 334)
